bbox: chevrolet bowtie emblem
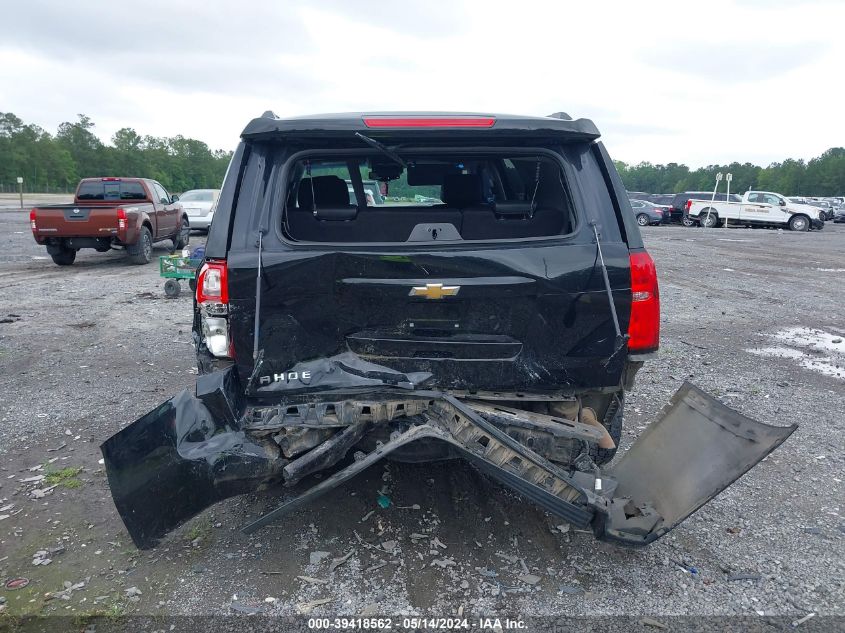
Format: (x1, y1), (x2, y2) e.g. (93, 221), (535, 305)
(409, 283), (460, 300)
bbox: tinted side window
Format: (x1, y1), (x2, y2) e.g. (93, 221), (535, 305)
(564, 144), (623, 242)
(152, 183), (169, 204)
(121, 182), (147, 200)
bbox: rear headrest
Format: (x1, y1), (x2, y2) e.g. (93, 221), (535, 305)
(442, 173), (483, 208)
(493, 201), (536, 217)
(313, 206), (357, 221)
(298, 175), (353, 210)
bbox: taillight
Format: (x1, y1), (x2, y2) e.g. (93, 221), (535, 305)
(196, 260), (231, 358)
(685, 200), (692, 211)
(29, 209), (37, 231)
(116, 208), (126, 230)
(628, 251), (660, 353)
(196, 260), (228, 304)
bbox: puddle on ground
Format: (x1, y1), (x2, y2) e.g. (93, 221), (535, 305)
(747, 327), (845, 381)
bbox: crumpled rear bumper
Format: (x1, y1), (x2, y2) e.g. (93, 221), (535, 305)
(102, 369), (796, 549)
(101, 371), (285, 549)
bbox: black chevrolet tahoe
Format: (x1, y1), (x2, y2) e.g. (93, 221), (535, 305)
(101, 112), (795, 550)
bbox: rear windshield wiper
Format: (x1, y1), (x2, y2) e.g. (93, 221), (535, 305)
(355, 132), (407, 168)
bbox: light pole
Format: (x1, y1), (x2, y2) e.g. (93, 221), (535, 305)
(17, 176), (23, 210)
(704, 172), (723, 228)
(725, 173), (732, 227)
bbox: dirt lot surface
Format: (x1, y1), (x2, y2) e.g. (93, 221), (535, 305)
(1, 210), (843, 626)
(0, 194), (73, 211)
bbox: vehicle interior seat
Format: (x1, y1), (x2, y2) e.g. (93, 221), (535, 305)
(287, 174), (462, 242)
(461, 163), (567, 239)
(285, 168), (567, 242)
(296, 176), (358, 220)
(440, 173), (488, 211)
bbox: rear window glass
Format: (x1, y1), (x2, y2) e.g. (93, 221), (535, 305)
(77, 180), (147, 201)
(282, 152), (576, 243)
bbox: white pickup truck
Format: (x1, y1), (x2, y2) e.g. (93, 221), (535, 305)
(687, 191), (825, 231)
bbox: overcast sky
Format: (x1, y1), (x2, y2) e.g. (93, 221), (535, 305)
(1, 0), (843, 167)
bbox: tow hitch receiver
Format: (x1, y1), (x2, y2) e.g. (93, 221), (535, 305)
(102, 374), (796, 549)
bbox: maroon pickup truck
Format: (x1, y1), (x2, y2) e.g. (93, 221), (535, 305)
(30, 177), (190, 266)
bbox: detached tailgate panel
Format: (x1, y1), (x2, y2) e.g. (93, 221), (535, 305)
(599, 382), (797, 543)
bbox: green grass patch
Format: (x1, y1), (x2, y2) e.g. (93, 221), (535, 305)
(185, 520), (211, 543)
(72, 599), (127, 626)
(43, 466), (84, 488)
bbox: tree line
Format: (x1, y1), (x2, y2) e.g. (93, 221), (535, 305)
(0, 112), (232, 194)
(615, 147), (845, 196)
(2, 111), (842, 197)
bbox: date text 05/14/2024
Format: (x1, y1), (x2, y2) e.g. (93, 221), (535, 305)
(307, 617), (527, 630)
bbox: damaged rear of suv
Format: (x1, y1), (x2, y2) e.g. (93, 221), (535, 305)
(101, 112), (796, 549)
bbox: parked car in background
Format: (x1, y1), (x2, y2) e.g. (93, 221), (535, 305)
(30, 177), (189, 265)
(833, 208), (845, 223)
(788, 197), (828, 221)
(687, 190), (824, 231)
(649, 194), (675, 207)
(826, 198), (844, 215)
(629, 199), (665, 225)
(670, 191), (741, 225)
(179, 189), (221, 231)
(809, 199), (834, 220)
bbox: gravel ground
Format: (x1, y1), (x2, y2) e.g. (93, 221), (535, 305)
(0, 209), (843, 626)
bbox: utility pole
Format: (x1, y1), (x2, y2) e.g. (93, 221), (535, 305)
(17, 176), (23, 209)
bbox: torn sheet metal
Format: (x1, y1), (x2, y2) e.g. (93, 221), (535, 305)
(102, 370), (795, 549)
(597, 382), (797, 545)
(242, 396), (598, 535)
(248, 351), (433, 393)
(100, 388), (284, 549)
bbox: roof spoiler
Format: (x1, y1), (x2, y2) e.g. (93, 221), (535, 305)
(240, 112), (600, 141)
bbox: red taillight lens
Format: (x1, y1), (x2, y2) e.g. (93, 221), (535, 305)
(196, 260), (228, 304)
(116, 208), (126, 230)
(363, 116), (496, 128)
(628, 251), (660, 352)
(685, 200), (692, 211)
(29, 209), (37, 230)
